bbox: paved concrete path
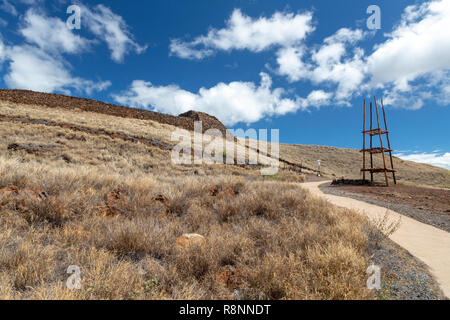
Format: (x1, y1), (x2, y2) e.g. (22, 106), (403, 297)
(301, 181), (450, 298)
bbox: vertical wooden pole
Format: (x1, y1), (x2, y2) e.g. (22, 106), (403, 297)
(370, 102), (374, 183)
(374, 96), (389, 186)
(362, 99), (366, 183)
(381, 99), (397, 184)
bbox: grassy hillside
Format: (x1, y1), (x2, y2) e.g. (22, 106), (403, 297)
(280, 144), (450, 188)
(0, 157), (371, 299)
(0, 95), (447, 299)
(0, 99), (374, 299)
(2, 99), (448, 188)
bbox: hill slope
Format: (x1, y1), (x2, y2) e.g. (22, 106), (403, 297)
(0, 90), (446, 300)
(0, 89), (448, 188)
(279, 144), (450, 188)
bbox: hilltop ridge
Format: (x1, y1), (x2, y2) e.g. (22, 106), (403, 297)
(0, 89), (230, 137)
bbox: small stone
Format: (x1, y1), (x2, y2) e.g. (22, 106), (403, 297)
(175, 233), (206, 249)
(216, 265), (247, 290)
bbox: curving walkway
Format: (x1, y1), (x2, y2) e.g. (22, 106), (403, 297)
(301, 181), (450, 298)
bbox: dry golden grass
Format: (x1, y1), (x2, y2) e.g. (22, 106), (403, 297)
(3, 100), (447, 188)
(0, 100), (178, 145)
(0, 156), (373, 299)
(280, 143), (450, 188)
(0, 120), (286, 181)
(1, 99), (443, 300)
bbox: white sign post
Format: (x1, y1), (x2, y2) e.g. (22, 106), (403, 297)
(317, 160), (321, 177)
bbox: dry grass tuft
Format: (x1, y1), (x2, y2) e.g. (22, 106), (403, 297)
(365, 211), (402, 248)
(0, 156), (374, 299)
(0, 100), (398, 300)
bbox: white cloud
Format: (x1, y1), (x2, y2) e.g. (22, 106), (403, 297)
(3, 45), (110, 95)
(395, 152), (450, 170)
(168, 3), (450, 109)
(170, 9), (314, 59)
(0, 37), (5, 63)
(276, 27), (366, 102)
(366, 0), (450, 108)
(0, 0), (17, 16)
(20, 9), (89, 54)
(113, 72), (307, 126)
(82, 4), (147, 63)
(367, 0), (450, 86)
(0, 0), (44, 16)
(112, 1), (450, 127)
(276, 46), (309, 82)
(0, 4), (142, 95)
(275, 0), (450, 108)
(311, 47), (366, 101)
(298, 90), (332, 108)
(323, 28), (364, 45)
(18, 5), (145, 63)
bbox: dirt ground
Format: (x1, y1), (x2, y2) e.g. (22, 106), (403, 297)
(320, 183), (450, 232)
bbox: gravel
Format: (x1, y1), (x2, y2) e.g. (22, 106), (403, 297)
(320, 184), (450, 233)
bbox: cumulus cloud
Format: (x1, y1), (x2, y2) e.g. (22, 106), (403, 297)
(170, 9), (314, 59)
(0, 8), (111, 95)
(367, 0), (450, 86)
(274, 0), (450, 108)
(112, 1), (450, 127)
(276, 46), (309, 82)
(82, 4), (147, 62)
(113, 72), (307, 125)
(276, 27), (366, 102)
(20, 9), (89, 54)
(298, 90), (332, 108)
(395, 151), (450, 170)
(310, 40), (366, 101)
(366, 0), (450, 108)
(172, 8), (367, 104)
(0, 3), (145, 95)
(4, 45), (110, 94)
(0, 37), (5, 63)
(323, 28), (364, 45)
(18, 5), (145, 62)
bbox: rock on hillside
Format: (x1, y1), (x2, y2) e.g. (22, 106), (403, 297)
(178, 110), (231, 138)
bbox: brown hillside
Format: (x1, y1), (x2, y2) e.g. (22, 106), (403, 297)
(0, 93), (445, 300)
(0, 89), (230, 137)
(0, 89), (448, 188)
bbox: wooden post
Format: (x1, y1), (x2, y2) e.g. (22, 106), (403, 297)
(381, 99), (397, 184)
(374, 96), (389, 186)
(362, 99), (366, 183)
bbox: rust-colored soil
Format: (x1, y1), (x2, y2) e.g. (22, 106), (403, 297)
(333, 184), (450, 217)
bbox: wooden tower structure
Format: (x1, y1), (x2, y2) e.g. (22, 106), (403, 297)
(361, 96), (396, 186)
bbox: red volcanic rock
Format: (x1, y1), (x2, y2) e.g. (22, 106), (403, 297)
(178, 110), (231, 138)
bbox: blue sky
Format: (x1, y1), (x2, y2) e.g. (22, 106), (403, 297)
(0, 0), (449, 169)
